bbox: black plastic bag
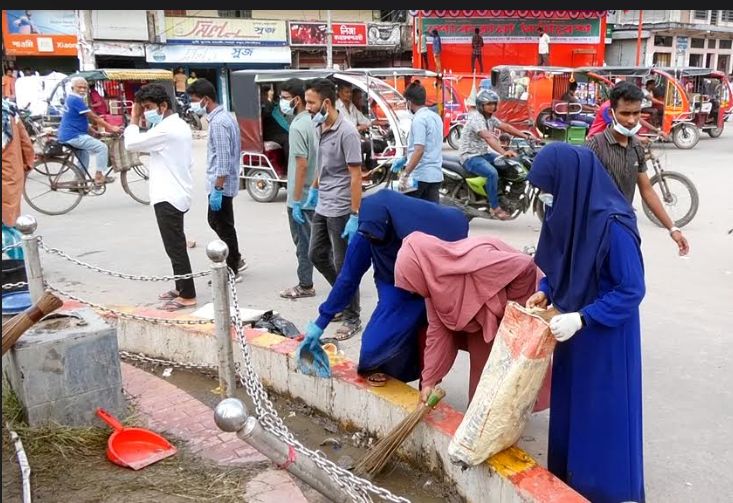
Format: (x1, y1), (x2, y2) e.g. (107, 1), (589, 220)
(251, 310), (301, 339)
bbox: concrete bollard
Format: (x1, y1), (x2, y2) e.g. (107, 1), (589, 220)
(207, 240), (236, 398)
(15, 215), (44, 303)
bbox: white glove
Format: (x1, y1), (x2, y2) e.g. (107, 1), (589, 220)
(398, 173), (411, 192)
(549, 313), (583, 342)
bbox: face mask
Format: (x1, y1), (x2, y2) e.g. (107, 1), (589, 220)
(144, 108), (163, 126)
(538, 193), (554, 207)
(611, 109), (641, 137)
(189, 100), (206, 117)
(312, 103), (327, 125)
(279, 98), (295, 116)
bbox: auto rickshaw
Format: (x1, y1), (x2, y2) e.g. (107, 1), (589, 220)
(664, 67), (732, 138)
(230, 68), (433, 202)
(582, 66), (705, 149)
(491, 65), (609, 143)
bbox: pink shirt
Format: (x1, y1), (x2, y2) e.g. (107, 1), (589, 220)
(588, 100), (611, 137)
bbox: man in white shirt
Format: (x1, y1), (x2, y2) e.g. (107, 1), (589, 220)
(336, 81), (373, 170)
(124, 83), (196, 311)
(538, 27), (550, 66)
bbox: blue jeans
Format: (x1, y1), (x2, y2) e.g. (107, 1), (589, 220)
(65, 134), (108, 174)
(463, 153), (500, 208)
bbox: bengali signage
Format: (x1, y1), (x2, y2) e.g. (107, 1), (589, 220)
(165, 17), (287, 46)
(367, 23), (401, 47)
(422, 18), (601, 44)
(289, 21), (367, 47)
(145, 44), (291, 64)
(2, 10), (77, 56)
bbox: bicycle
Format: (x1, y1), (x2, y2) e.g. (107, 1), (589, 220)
(639, 134), (699, 228)
(23, 132), (150, 216)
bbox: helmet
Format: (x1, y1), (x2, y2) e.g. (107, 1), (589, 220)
(476, 88), (499, 106)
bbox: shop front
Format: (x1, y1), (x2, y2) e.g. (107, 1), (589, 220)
(410, 10), (608, 74)
(91, 10), (149, 69)
(2, 10), (79, 74)
(146, 16), (290, 109)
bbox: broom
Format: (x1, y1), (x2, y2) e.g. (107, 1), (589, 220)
(353, 387), (446, 478)
(2, 291), (63, 356)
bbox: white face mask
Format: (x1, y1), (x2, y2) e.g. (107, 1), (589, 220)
(611, 109), (641, 137)
(189, 100), (207, 117)
(279, 97), (295, 116)
(538, 193), (554, 207)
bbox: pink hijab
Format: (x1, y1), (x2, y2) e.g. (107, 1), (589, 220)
(394, 232), (542, 341)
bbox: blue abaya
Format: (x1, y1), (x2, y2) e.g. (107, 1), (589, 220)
(313, 191), (469, 382)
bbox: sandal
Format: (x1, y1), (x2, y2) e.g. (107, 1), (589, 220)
(158, 290), (180, 301)
(333, 319), (362, 342)
(158, 299), (197, 312)
(280, 285), (316, 299)
(367, 373), (389, 387)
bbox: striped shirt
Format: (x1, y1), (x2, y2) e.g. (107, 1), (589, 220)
(206, 105), (241, 197)
(585, 127), (647, 203)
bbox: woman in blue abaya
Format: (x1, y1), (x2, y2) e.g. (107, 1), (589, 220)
(526, 142), (646, 503)
(299, 190), (469, 384)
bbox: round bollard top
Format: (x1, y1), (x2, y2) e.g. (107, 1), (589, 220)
(206, 239), (229, 262)
(15, 215), (38, 235)
(214, 398), (248, 432)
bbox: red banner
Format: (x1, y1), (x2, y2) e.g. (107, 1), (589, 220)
(289, 21), (367, 47)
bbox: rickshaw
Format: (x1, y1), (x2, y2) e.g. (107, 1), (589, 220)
(491, 65), (609, 143)
(230, 68), (434, 202)
(23, 69), (174, 215)
(664, 67), (732, 138)
(581, 66), (704, 149)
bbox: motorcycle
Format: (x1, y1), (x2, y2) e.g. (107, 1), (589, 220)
(439, 137), (546, 221)
(175, 94), (203, 131)
(446, 112), (467, 150)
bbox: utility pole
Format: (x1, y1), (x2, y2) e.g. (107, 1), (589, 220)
(635, 10), (644, 66)
(326, 10), (333, 69)
(76, 10), (96, 71)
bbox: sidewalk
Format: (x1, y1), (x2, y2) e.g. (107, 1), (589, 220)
(121, 362), (308, 503)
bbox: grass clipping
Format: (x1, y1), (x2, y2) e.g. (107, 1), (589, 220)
(2, 381), (252, 502)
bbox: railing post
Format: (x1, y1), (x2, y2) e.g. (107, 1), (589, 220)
(15, 215), (44, 303)
(206, 239), (236, 398)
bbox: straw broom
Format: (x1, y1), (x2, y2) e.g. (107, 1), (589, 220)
(353, 387), (446, 478)
(2, 291), (63, 356)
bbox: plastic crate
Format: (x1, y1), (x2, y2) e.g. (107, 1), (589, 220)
(567, 126), (588, 145)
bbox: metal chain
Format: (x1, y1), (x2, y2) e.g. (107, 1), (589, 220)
(45, 283), (214, 326)
(225, 269), (410, 503)
(2, 281), (28, 291)
(38, 237), (210, 282)
(119, 350), (226, 378)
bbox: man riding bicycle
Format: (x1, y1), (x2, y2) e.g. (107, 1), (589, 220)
(57, 76), (121, 186)
(458, 88), (535, 220)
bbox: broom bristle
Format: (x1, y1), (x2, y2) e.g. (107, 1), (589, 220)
(2, 291), (63, 356)
(353, 388), (445, 478)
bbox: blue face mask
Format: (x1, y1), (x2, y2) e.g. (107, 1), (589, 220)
(279, 98), (295, 116)
(144, 108), (163, 127)
(311, 103), (327, 125)
(611, 109), (642, 137)
(189, 100), (206, 117)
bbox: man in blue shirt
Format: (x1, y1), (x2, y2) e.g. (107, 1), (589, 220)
(392, 81), (444, 203)
(57, 77), (121, 186)
(187, 78), (246, 280)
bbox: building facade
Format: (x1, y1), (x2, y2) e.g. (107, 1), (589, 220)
(606, 10), (733, 73)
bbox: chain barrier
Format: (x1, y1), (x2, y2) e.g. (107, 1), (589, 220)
(2, 281), (28, 291)
(119, 350), (225, 378)
(45, 283), (214, 326)
(38, 237), (211, 282)
(226, 269), (410, 503)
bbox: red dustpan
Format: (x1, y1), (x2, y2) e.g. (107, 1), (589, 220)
(96, 408), (177, 470)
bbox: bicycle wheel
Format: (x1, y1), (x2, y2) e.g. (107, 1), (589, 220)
(121, 159), (150, 205)
(23, 158), (85, 215)
(641, 171), (699, 228)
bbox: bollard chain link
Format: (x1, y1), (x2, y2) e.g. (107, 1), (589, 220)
(225, 269), (410, 503)
(119, 350), (235, 379)
(2, 281), (28, 290)
(45, 283), (214, 326)
(38, 237), (210, 282)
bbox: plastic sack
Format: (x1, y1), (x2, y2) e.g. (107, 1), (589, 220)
(448, 301), (556, 467)
(102, 135), (140, 172)
(252, 310), (301, 339)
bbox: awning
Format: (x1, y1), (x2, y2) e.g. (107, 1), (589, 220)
(66, 69), (173, 81)
(409, 10), (607, 19)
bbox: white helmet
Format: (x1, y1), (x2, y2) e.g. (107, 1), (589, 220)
(476, 88), (500, 106)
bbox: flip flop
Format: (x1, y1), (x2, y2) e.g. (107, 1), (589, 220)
(367, 373), (389, 387)
(158, 299), (197, 312)
(332, 319), (362, 342)
(158, 290), (179, 300)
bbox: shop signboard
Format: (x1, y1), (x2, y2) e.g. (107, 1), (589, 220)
(145, 44), (291, 64)
(422, 17), (602, 44)
(289, 21), (367, 47)
(165, 17), (287, 47)
(367, 22), (401, 47)
(2, 10), (77, 56)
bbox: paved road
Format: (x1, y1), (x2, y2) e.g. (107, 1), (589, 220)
(21, 129), (733, 501)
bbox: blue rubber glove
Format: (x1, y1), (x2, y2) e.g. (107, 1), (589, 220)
(391, 157), (407, 173)
(341, 214), (359, 243)
(304, 187), (318, 209)
(209, 187), (223, 211)
(292, 200), (305, 225)
(295, 321), (331, 378)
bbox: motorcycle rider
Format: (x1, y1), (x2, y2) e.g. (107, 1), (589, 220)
(458, 88), (534, 220)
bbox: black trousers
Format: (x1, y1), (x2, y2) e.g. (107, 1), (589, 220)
(208, 194), (242, 274)
(154, 202), (196, 299)
(471, 53), (484, 73)
(406, 181), (441, 203)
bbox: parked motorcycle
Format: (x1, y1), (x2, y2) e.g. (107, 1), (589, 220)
(439, 137), (546, 221)
(176, 94), (203, 131)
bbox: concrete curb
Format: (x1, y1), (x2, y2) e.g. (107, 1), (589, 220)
(66, 301), (587, 503)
